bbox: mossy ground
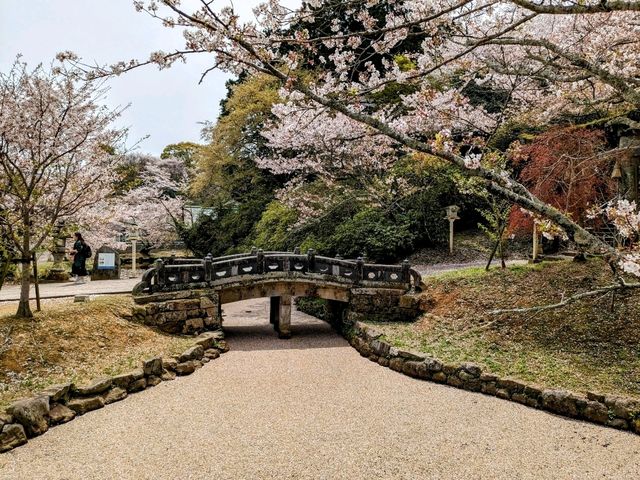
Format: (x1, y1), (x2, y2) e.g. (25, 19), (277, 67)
(367, 259), (640, 399)
(0, 296), (193, 408)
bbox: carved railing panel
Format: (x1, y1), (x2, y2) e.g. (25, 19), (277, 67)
(133, 249), (423, 296)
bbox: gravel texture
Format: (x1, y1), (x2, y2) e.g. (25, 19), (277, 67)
(0, 278), (138, 302)
(1, 298), (640, 479)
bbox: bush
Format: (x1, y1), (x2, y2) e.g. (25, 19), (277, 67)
(328, 209), (416, 262)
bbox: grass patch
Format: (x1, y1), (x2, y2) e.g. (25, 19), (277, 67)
(368, 258), (640, 399)
(0, 296), (193, 408)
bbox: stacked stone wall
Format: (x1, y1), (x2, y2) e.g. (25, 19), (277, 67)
(131, 290), (221, 334)
(0, 330), (228, 454)
(349, 321), (640, 435)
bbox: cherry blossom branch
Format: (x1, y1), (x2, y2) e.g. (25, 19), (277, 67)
(489, 280), (640, 315)
(512, 0), (640, 14)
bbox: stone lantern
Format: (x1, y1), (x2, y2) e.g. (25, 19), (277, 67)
(444, 205), (460, 254)
(49, 220), (69, 281)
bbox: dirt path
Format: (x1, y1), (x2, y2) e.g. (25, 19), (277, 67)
(1, 299), (639, 479)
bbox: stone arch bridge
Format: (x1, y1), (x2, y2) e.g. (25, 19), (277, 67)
(132, 250), (424, 338)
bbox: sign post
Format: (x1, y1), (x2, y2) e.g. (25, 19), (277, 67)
(128, 222), (141, 278)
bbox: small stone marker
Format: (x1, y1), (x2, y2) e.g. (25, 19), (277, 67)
(74, 295), (94, 303)
(91, 245), (120, 281)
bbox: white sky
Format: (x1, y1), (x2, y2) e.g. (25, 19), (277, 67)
(0, 0), (299, 155)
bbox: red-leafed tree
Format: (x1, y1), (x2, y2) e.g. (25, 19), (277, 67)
(509, 128), (614, 235)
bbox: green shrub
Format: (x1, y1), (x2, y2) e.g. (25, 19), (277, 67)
(328, 209), (416, 262)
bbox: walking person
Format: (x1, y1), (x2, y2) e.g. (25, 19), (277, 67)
(69, 232), (91, 284)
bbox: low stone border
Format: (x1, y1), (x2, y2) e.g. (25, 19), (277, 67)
(0, 330), (229, 453)
(348, 321), (640, 435)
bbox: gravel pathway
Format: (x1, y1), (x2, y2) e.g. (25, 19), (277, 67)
(0, 278), (139, 302)
(1, 299), (639, 479)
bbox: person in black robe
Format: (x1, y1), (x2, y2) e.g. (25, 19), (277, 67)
(70, 232), (89, 282)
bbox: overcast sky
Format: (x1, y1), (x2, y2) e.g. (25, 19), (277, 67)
(0, 0), (299, 155)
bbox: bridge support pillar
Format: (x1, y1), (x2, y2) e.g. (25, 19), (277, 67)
(270, 295), (292, 339)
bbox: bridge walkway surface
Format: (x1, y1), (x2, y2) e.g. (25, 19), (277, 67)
(1, 299), (639, 479)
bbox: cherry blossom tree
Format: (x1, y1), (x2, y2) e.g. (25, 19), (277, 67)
(64, 0), (640, 307)
(77, 153), (189, 251)
(0, 58), (125, 317)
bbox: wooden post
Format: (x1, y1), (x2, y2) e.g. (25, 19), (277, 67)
(32, 252), (41, 312)
(532, 223), (538, 262)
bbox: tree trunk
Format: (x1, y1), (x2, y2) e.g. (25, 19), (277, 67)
(16, 259), (33, 318)
(16, 221), (33, 318)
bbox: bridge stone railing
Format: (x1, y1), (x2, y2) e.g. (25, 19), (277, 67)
(133, 249), (423, 296)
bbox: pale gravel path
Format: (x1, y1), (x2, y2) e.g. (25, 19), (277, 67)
(1, 299), (640, 479)
(0, 278), (139, 302)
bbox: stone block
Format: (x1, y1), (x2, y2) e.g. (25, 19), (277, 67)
(39, 383), (73, 404)
(523, 385), (543, 399)
(481, 382), (497, 396)
(607, 418), (628, 430)
(586, 391), (606, 403)
(0, 412), (12, 430)
(496, 378), (525, 394)
(147, 376), (162, 387)
(178, 345), (204, 363)
(512, 393), (528, 405)
(424, 358), (443, 372)
(389, 357), (405, 372)
(370, 339), (390, 357)
(378, 357), (390, 368)
(582, 401), (609, 424)
(175, 360), (198, 376)
(215, 341), (230, 353)
(195, 332), (218, 350)
(479, 373), (498, 382)
(128, 378), (147, 393)
(200, 296), (216, 309)
(461, 362), (482, 377)
(442, 364), (460, 376)
(396, 350), (424, 361)
(185, 317), (205, 332)
(7, 396), (50, 438)
(496, 389), (510, 400)
(49, 404), (76, 425)
(162, 358), (178, 372)
(102, 387), (128, 405)
(447, 376), (463, 388)
(432, 372), (447, 383)
(0, 424), (27, 453)
(74, 376), (112, 396)
(540, 390), (579, 417)
(67, 396), (104, 416)
(462, 378), (482, 392)
(204, 349), (220, 359)
(161, 370), (176, 381)
(142, 357), (163, 377)
(112, 369), (145, 390)
(402, 361), (423, 378)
